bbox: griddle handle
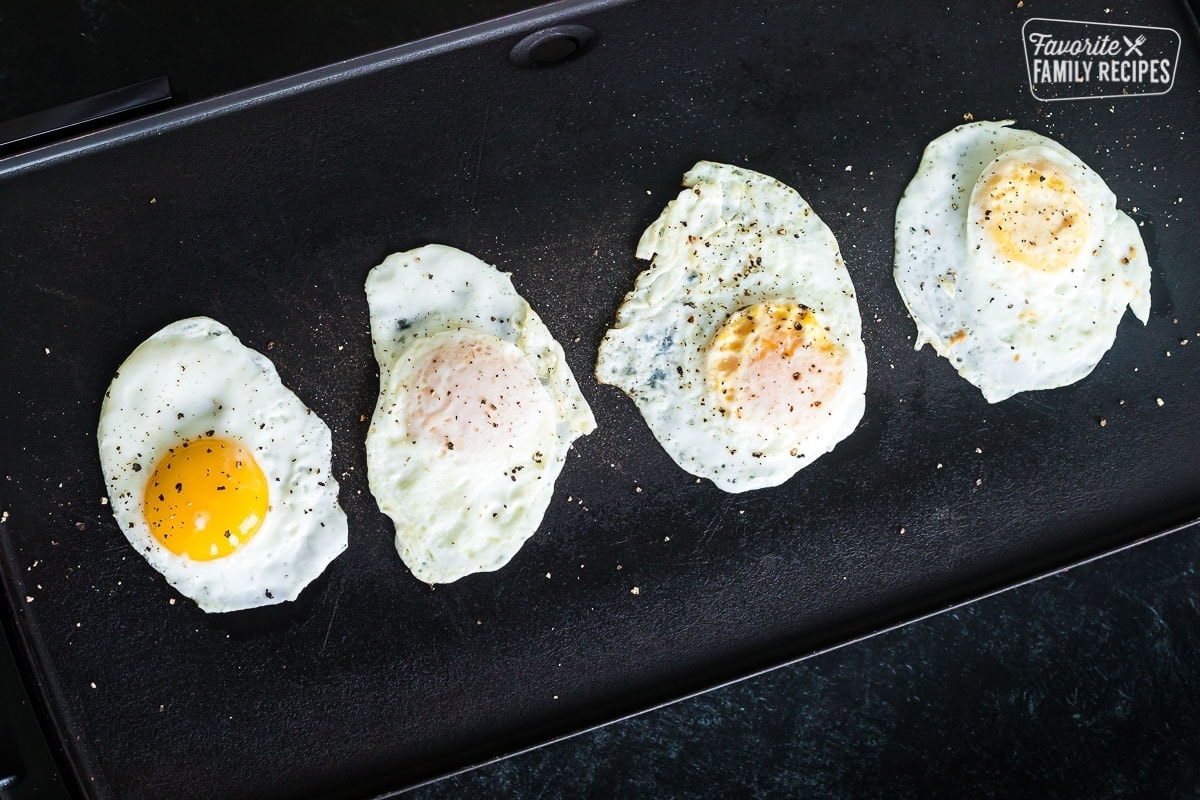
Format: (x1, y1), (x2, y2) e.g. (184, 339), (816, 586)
(0, 76), (172, 152)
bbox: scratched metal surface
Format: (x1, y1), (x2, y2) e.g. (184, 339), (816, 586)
(0, 1), (1198, 798)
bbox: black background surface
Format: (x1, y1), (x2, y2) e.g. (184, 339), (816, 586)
(2, 1), (1200, 798)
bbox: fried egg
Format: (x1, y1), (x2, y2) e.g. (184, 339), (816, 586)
(595, 161), (867, 492)
(96, 317), (348, 613)
(365, 244), (596, 584)
(894, 120), (1151, 402)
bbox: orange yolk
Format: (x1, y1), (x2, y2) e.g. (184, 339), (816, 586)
(143, 438), (268, 561)
(706, 301), (845, 423)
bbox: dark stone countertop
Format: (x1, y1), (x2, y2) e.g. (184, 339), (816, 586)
(2, 2), (1198, 798)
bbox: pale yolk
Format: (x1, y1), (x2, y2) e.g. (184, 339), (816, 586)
(405, 335), (547, 456)
(706, 302), (845, 424)
(974, 157), (1090, 272)
(143, 438), (268, 561)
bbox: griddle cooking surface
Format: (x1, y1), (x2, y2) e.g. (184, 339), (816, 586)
(1, 1), (1198, 797)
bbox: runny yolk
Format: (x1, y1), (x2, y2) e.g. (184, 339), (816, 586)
(706, 301), (845, 424)
(143, 437), (268, 561)
(974, 156), (1090, 272)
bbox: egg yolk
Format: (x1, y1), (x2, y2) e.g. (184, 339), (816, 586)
(974, 156), (1090, 272)
(406, 335), (548, 456)
(143, 438), (268, 561)
(706, 301), (845, 424)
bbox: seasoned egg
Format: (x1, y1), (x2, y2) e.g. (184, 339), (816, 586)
(365, 245), (596, 584)
(96, 317), (348, 613)
(596, 161), (867, 492)
(894, 120), (1151, 402)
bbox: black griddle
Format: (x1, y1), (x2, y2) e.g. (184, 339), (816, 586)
(1, 1), (1199, 797)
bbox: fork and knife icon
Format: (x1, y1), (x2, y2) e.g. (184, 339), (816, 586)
(1123, 34), (1147, 56)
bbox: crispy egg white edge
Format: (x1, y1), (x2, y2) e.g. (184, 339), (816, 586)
(364, 244), (596, 583)
(893, 120), (1152, 403)
(96, 316), (348, 613)
(596, 160), (867, 492)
